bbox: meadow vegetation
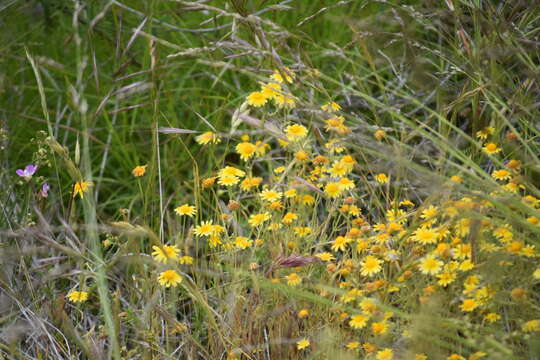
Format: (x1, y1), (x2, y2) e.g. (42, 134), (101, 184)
(1, 1), (540, 359)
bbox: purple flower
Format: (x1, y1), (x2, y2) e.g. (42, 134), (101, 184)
(16, 164), (38, 181)
(39, 183), (50, 198)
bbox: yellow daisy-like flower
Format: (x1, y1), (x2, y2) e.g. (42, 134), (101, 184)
(158, 269), (182, 288)
(349, 314), (369, 329)
(246, 91), (267, 107)
(331, 236), (351, 252)
(476, 126), (494, 139)
(321, 101), (341, 112)
(482, 142), (501, 154)
(174, 204), (196, 217)
(484, 312), (501, 323)
(236, 142), (257, 161)
(234, 236), (252, 249)
(195, 131), (220, 145)
(338, 177), (355, 190)
(293, 226), (312, 237)
(286, 273), (302, 286)
(375, 173), (389, 184)
(491, 169), (511, 181)
(248, 212), (271, 227)
(450, 175), (463, 183)
(218, 175), (240, 186)
(240, 177), (263, 191)
(374, 129), (386, 141)
(67, 290), (89, 303)
(315, 252), (335, 262)
(460, 298), (478, 312)
(270, 68), (294, 84)
(260, 82), (281, 99)
(522, 319), (540, 332)
(260, 189), (282, 202)
(218, 166), (246, 178)
(346, 341), (360, 350)
(372, 321), (388, 335)
(296, 338), (310, 350)
(412, 226), (439, 244)
(360, 256), (383, 277)
(284, 124), (308, 141)
(194, 220), (214, 237)
(132, 165), (147, 177)
(282, 212), (298, 225)
(376, 348), (393, 360)
(325, 182), (343, 198)
(152, 245), (180, 263)
(73, 181), (93, 199)
(419, 255), (443, 275)
(436, 271), (457, 287)
(179, 256), (194, 265)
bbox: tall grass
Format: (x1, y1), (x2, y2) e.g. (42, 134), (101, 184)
(1, 1), (539, 359)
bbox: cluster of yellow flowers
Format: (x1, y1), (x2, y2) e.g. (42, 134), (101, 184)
(96, 69), (539, 358)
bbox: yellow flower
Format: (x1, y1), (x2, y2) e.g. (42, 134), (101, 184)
(73, 181), (93, 199)
(294, 150), (309, 161)
(240, 177), (263, 191)
(436, 271), (457, 287)
(325, 182), (343, 198)
(158, 270), (182, 288)
(476, 126), (494, 139)
(482, 142), (501, 154)
(174, 204), (196, 217)
(522, 319), (540, 332)
(284, 124), (308, 141)
(484, 312), (500, 323)
(274, 93), (296, 108)
(419, 255), (443, 275)
(338, 177), (355, 190)
(248, 212), (271, 227)
(152, 245), (180, 263)
(236, 142), (257, 161)
(371, 321), (388, 335)
(195, 131), (220, 145)
(179, 256), (193, 265)
(375, 173), (389, 183)
(282, 212), (298, 224)
(321, 101), (341, 112)
(274, 166), (286, 174)
(325, 116), (350, 134)
(315, 252), (335, 262)
(194, 220), (214, 237)
(260, 189), (282, 202)
(332, 236), (351, 252)
(415, 354), (428, 360)
(450, 175), (463, 183)
(234, 236), (252, 249)
(349, 314), (369, 329)
(360, 256), (383, 277)
(202, 177), (217, 188)
(376, 348), (393, 360)
(286, 273), (302, 286)
(412, 227), (439, 244)
(346, 341), (360, 350)
(284, 188), (297, 198)
(270, 68), (294, 84)
(460, 298), (478, 312)
(374, 129), (386, 141)
(491, 169), (511, 180)
(218, 176), (240, 186)
(132, 165), (147, 177)
(296, 338), (310, 350)
(293, 226), (312, 237)
(261, 82), (281, 99)
(246, 91), (267, 107)
(67, 290), (89, 303)
(297, 309), (309, 318)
